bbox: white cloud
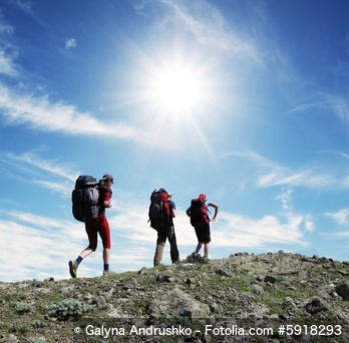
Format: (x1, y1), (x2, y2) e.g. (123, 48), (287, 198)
(325, 208), (349, 226)
(213, 211), (307, 249)
(65, 37), (77, 50)
(0, 189), (313, 282)
(140, 0), (260, 63)
(221, 150), (334, 190)
(15, 0), (35, 16)
(0, 151), (76, 197)
(0, 50), (17, 76)
(258, 169), (332, 189)
(0, 84), (140, 140)
(0, 215), (84, 282)
(304, 214), (315, 232)
(289, 94), (349, 126)
(276, 188), (293, 212)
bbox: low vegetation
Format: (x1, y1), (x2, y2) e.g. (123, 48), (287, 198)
(1, 251), (349, 342)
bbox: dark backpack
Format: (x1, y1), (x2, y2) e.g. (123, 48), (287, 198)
(148, 188), (171, 230)
(189, 198), (208, 227)
(72, 175), (100, 222)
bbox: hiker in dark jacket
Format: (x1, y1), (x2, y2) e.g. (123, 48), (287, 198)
(186, 193), (218, 260)
(153, 193), (180, 266)
(69, 174), (114, 277)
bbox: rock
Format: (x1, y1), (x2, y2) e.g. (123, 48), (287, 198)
(304, 297), (329, 315)
(282, 297), (298, 312)
(336, 282), (349, 300)
(92, 295), (107, 309)
(252, 284), (264, 296)
(146, 287), (210, 319)
(215, 267), (233, 277)
(264, 275), (277, 284)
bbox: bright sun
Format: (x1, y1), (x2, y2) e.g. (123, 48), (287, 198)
(146, 62), (208, 114)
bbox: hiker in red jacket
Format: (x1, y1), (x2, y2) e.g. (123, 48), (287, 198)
(69, 174), (114, 277)
(186, 193), (218, 260)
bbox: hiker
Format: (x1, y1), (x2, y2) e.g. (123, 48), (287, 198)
(150, 190), (180, 266)
(186, 193), (218, 260)
(69, 174), (114, 277)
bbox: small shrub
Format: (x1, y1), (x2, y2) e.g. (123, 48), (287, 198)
(47, 298), (94, 321)
(10, 322), (28, 333)
(15, 301), (32, 314)
(31, 319), (47, 329)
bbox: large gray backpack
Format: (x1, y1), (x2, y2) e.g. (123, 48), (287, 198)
(72, 175), (99, 222)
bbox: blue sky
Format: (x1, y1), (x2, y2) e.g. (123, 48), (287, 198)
(1, 0), (349, 282)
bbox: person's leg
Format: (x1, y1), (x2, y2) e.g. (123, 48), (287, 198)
(194, 226), (203, 255)
(203, 243), (209, 258)
(98, 215), (112, 273)
(154, 228), (166, 266)
(69, 221), (97, 278)
(168, 226), (179, 263)
(80, 221), (98, 259)
(195, 243), (202, 254)
(203, 224), (211, 258)
(103, 248), (110, 271)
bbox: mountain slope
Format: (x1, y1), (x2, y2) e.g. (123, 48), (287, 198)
(1, 251), (349, 342)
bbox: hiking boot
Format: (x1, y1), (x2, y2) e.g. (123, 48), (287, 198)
(202, 256), (210, 263)
(68, 260), (78, 278)
(103, 270), (116, 276)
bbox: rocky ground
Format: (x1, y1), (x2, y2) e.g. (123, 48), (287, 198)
(1, 251), (349, 342)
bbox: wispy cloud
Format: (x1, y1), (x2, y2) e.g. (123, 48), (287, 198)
(0, 151), (77, 197)
(0, 213), (84, 282)
(276, 188), (293, 212)
(214, 211), (308, 248)
(221, 150), (334, 190)
(0, 50), (17, 76)
(258, 169), (332, 189)
(325, 208), (349, 226)
(289, 93), (349, 125)
(138, 0), (260, 63)
(14, 0), (35, 16)
(65, 37), (77, 50)
(304, 214), (315, 232)
(0, 84), (140, 139)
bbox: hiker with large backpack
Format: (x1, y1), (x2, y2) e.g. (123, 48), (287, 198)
(69, 174), (114, 278)
(148, 189), (179, 266)
(186, 193), (218, 261)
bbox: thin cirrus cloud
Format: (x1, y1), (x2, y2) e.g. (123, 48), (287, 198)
(325, 208), (349, 226)
(0, 84), (140, 140)
(0, 47), (139, 141)
(289, 94), (349, 124)
(220, 150), (335, 190)
(0, 151), (76, 196)
(138, 0), (260, 63)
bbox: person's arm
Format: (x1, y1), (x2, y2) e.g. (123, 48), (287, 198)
(170, 200), (176, 218)
(104, 190), (112, 208)
(208, 203), (218, 221)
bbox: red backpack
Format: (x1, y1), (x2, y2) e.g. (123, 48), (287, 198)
(189, 198), (209, 227)
(148, 189), (171, 230)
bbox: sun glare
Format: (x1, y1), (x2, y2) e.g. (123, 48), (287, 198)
(147, 63), (208, 114)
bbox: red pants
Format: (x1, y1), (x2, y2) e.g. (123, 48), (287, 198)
(85, 214), (111, 250)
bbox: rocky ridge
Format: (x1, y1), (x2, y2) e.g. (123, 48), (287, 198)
(1, 251), (349, 342)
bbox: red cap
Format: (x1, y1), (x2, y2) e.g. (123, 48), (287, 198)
(199, 194), (206, 202)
